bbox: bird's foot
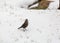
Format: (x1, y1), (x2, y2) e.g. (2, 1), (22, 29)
(23, 29), (28, 32)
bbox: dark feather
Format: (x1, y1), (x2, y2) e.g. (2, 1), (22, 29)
(18, 19), (28, 29)
(58, 7), (60, 9)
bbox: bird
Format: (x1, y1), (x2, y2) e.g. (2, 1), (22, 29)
(18, 19), (28, 31)
(29, 1), (53, 9)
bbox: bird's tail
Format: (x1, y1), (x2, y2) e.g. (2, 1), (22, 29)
(18, 26), (22, 29)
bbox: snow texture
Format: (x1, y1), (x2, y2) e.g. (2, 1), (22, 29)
(0, 0), (60, 43)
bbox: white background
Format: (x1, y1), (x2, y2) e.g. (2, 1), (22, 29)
(0, 0), (60, 43)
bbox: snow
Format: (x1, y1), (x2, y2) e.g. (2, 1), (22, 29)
(0, 0), (60, 43)
(48, 0), (59, 10)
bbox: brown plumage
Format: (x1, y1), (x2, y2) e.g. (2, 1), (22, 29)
(18, 19), (28, 29)
(38, 1), (53, 9)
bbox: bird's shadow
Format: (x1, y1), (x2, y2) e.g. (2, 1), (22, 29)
(18, 28), (28, 32)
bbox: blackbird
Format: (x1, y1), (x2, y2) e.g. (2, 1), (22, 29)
(18, 19), (28, 30)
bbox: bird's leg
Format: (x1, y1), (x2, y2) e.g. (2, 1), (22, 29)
(18, 19), (28, 32)
(23, 28), (27, 32)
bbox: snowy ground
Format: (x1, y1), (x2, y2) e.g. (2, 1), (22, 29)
(0, 0), (60, 43)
